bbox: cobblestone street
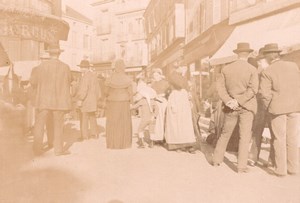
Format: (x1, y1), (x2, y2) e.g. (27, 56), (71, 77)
(0, 118), (299, 203)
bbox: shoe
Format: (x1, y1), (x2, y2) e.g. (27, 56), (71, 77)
(175, 149), (182, 153)
(263, 161), (275, 168)
(33, 148), (44, 156)
(137, 138), (145, 148)
(188, 147), (196, 154)
(90, 134), (97, 139)
(237, 168), (250, 173)
(149, 140), (154, 148)
(55, 150), (71, 156)
(248, 160), (256, 167)
(273, 172), (286, 177)
(288, 171), (298, 176)
(212, 163), (220, 167)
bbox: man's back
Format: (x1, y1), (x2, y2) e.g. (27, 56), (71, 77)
(218, 59), (258, 113)
(33, 59), (72, 110)
(260, 60), (300, 114)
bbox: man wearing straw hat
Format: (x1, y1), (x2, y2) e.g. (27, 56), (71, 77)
(212, 42), (259, 173)
(31, 43), (72, 156)
(259, 43), (300, 176)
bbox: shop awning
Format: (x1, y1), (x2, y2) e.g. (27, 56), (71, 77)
(210, 7), (300, 65)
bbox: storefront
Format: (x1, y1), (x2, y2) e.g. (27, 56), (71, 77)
(0, 1), (69, 80)
(183, 20), (235, 100)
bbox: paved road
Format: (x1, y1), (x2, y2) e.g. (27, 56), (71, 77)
(0, 118), (299, 203)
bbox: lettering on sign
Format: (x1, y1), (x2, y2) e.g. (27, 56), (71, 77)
(0, 23), (57, 43)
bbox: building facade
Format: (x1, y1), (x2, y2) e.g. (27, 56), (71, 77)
(60, 5), (95, 70)
(144, 0), (300, 100)
(144, 0), (185, 76)
(91, 0), (149, 75)
(0, 0), (69, 79)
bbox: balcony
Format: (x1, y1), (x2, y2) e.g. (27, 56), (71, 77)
(114, 0), (149, 14)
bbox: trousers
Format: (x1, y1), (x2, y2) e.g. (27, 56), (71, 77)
(33, 109), (65, 154)
(213, 108), (254, 170)
(249, 100), (275, 164)
(80, 111), (97, 138)
(270, 113), (300, 175)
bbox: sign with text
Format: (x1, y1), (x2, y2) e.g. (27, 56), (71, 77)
(0, 22), (58, 44)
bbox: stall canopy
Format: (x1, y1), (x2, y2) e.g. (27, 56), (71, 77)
(210, 7), (300, 65)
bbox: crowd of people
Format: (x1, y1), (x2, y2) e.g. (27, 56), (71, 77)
(1, 41), (299, 177)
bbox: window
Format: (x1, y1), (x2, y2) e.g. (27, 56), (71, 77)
(72, 31), (77, 48)
(83, 34), (89, 49)
(71, 53), (77, 68)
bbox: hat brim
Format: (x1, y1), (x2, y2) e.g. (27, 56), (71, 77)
(256, 54), (265, 60)
(263, 49), (282, 53)
(233, 49), (253, 53)
(77, 64), (93, 67)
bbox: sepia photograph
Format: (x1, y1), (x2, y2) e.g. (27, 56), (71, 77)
(0, 0), (300, 202)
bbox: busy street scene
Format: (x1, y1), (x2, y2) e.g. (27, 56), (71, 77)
(1, 0), (300, 203)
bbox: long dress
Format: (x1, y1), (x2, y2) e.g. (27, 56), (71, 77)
(105, 65), (133, 149)
(151, 79), (169, 141)
(165, 72), (196, 150)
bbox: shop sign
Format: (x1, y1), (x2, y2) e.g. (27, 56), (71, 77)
(0, 23), (57, 43)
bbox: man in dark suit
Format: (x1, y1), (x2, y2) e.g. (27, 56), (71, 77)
(259, 43), (300, 176)
(212, 42), (259, 173)
(31, 43), (72, 156)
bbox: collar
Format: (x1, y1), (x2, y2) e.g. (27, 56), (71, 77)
(237, 58), (248, 61)
(271, 58), (280, 64)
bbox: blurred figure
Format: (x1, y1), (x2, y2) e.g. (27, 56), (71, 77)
(151, 68), (169, 145)
(104, 59), (133, 149)
(164, 62), (196, 153)
(30, 43), (72, 156)
(212, 43), (258, 173)
(28, 53), (54, 147)
(259, 43), (300, 176)
(132, 84), (158, 148)
(248, 47), (275, 167)
(76, 59), (101, 141)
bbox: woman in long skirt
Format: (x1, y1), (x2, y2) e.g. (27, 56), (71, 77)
(165, 63), (196, 152)
(105, 59), (133, 149)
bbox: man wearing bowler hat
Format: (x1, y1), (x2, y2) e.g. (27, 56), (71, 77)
(76, 59), (101, 141)
(212, 42), (259, 173)
(259, 43), (300, 176)
(29, 52), (54, 148)
(31, 43), (72, 156)
(248, 46), (275, 167)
